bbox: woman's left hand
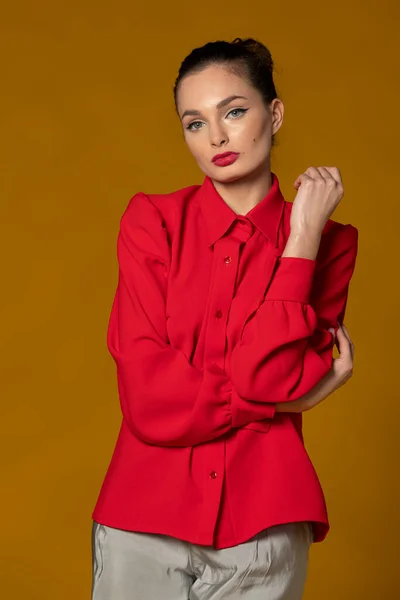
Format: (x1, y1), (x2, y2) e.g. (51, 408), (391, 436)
(276, 323), (355, 413)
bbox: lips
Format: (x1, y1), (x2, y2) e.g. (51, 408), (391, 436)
(212, 152), (240, 167)
(212, 152), (239, 163)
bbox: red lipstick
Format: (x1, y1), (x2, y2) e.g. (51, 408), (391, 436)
(212, 152), (240, 167)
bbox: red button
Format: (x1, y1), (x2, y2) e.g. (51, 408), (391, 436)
(224, 256), (232, 264)
(215, 309), (223, 319)
(209, 471), (218, 479)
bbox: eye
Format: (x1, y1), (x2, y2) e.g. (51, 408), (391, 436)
(227, 108), (248, 119)
(186, 120), (204, 132)
(185, 108), (248, 132)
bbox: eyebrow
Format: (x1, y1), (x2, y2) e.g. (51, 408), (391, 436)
(180, 95), (248, 120)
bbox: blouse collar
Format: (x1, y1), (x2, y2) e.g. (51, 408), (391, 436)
(198, 171), (285, 248)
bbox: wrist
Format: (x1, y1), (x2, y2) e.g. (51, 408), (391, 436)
(290, 224), (322, 238)
(282, 229), (322, 260)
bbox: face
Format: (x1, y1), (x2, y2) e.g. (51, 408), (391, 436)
(176, 64), (284, 183)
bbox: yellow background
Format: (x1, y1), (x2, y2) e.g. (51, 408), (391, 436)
(1, 1), (399, 598)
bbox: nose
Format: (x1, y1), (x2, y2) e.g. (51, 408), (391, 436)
(209, 123), (229, 148)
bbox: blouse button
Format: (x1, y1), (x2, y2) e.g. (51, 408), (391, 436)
(215, 309), (223, 319)
(209, 471), (218, 479)
(224, 255), (232, 264)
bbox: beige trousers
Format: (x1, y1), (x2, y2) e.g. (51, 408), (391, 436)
(91, 520), (313, 600)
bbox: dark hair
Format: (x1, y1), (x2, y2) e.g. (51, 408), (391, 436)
(173, 37), (279, 147)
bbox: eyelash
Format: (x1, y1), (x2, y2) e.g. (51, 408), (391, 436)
(186, 108), (248, 131)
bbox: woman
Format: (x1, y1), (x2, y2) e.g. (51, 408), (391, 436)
(91, 37), (358, 600)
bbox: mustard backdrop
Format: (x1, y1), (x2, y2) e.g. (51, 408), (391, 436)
(1, 1), (398, 598)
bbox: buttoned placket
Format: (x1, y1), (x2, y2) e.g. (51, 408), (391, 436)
(196, 217), (254, 544)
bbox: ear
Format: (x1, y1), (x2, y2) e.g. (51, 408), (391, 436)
(271, 98), (284, 135)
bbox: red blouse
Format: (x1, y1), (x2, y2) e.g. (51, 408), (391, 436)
(92, 172), (358, 549)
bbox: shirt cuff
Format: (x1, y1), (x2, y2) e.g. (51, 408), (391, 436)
(266, 257), (316, 304)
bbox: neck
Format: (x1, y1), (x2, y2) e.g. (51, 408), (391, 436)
(211, 162), (272, 216)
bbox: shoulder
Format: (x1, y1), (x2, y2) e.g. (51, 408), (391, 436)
(318, 219), (358, 266)
(121, 183), (202, 229)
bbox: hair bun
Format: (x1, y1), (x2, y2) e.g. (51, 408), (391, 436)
(231, 37), (274, 73)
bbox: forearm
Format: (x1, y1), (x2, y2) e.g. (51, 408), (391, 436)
(275, 393), (314, 413)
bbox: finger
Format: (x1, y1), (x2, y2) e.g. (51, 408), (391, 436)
(317, 166), (336, 182)
(327, 327), (336, 352)
(337, 328), (354, 369)
(325, 166), (342, 185)
(293, 173), (313, 190)
(335, 325), (353, 362)
(329, 326), (341, 352)
(327, 167), (343, 184)
(305, 166), (324, 181)
(341, 323), (355, 357)
(339, 323), (354, 358)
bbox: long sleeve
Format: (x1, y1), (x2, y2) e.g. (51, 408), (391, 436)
(107, 192), (233, 447)
(230, 224), (358, 413)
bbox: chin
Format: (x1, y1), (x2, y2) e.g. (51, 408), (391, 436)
(202, 163), (249, 184)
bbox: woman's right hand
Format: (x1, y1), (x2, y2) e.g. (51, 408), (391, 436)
(291, 166), (344, 236)
(276, 324), (355, 413)
(282, 167), (345, 261)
